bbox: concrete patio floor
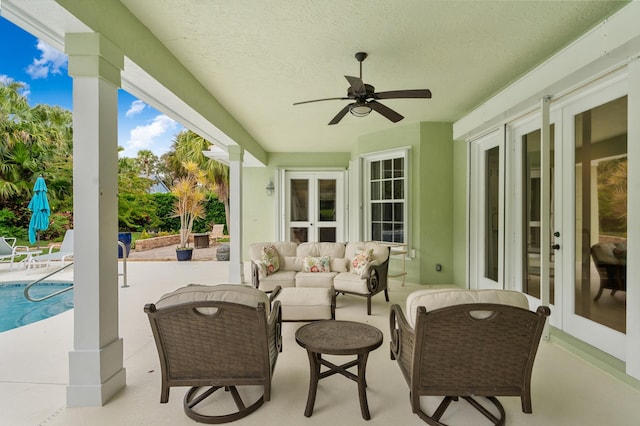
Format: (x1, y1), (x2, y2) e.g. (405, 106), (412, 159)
(1, 259), (639, 425)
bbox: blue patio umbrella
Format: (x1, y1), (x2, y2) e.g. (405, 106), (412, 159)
(28, 176), (51, 246)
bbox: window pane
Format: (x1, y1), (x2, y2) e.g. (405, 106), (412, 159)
(371, 161), (381, 180)
(382, 222), (393, 242)
(372, 203), (382, 221)
(372, 223), (382, 241)
(371, 181), (380, 200)
(394, 179), (404, 200)
(318, 179), (336, 221)
(383, 159), (393, 178)
(394, 223), (404, 243)
(383, 180), (392, 200)
(290, 227), (308, 244)
(319, 227), (336, 242)
(393, 157), (404, 177)
(383, 203), (392, 221)
(394, 203), (403, 222)
(290, 179), (308, 221)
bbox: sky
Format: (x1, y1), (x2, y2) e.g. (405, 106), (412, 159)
(0, 16), (183, 158)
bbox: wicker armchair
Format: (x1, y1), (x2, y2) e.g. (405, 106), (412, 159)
(389, 289), (550, 426)
(144, 284), (282, 423)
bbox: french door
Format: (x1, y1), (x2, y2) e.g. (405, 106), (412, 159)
(283, 171), (345, 243)
(469, 129), (504, 290)
(506, 78), (628, 359)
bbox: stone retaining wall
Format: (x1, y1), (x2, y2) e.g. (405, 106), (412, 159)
(134, 234), (198, 251)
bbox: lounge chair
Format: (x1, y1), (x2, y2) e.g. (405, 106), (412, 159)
(31, 230), (74, 269)
(390, 288), (550, 425)
(211, 224), (225, 242)
(0, 237), (30, 270)
(145, 284), (282, 423)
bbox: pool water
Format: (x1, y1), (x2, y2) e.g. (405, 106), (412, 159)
(0, 282), (74, 332)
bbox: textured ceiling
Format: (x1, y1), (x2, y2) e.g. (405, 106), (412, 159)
(119, 0), (627, 153)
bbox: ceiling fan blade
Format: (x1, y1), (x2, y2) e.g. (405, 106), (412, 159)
(374, 89), (432, 99)
(368, 100), (404, 123)
(345, 75), (366, 95)
(293, 97), (350, 105)
(328, 103), (353, 125)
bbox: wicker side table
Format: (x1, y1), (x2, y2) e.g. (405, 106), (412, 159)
(295, 320), (383, 420)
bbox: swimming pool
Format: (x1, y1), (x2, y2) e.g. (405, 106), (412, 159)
(0, 282), (74, 332)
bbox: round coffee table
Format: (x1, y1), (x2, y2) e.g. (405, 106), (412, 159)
(295, 320), (383, 420)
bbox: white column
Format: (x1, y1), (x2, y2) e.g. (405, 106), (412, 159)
(65, 33), (125, 406)
(228, 145), (244, 283)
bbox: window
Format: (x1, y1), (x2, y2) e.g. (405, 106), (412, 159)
(363, 149), (409, 244)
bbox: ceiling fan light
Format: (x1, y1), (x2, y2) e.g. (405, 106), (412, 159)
(349, 104), (372, 117)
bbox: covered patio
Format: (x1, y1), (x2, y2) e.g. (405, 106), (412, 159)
(1, 0), (640, 422)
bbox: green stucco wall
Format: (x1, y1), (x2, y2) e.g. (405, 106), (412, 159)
(418, 122), (454, 285)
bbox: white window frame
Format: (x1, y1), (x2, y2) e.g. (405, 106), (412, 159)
(361, 148), (410, 246)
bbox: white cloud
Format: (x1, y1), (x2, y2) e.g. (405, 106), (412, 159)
(25, 40), (67, 79)
(126, 100), (147, 117)
(120, 114), (178, 157)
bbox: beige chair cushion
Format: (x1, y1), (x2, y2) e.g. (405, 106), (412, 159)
(274, 287), (333, 320)
(405, 288), (529, 328)
(296, 272), (338, 288)
(256, 270), (297, 292)
(156, 284), (271, 316)
(333, 272), (369, 294)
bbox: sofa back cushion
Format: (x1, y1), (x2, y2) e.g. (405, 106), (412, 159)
(297, 242), (346, 259)
(249, 242), (297, 264)
(405, 288), (529, 328)
(345, 242), (389, 271)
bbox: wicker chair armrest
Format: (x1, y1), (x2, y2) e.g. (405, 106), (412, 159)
(269, 286), (282, 304)
(267, 300), (283, 354)
(389, 304), (415, 384)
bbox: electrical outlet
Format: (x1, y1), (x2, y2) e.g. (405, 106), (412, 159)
(436, 264), (442, 272)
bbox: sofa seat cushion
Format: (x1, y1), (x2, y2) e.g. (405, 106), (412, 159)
(256, 270), (297, 292)
(274, 287), (333, 321)
(296, 271), (338, 288)
(333, 272), (369, 294)
(156, 283), (270, 316)
(405, 288), (529, 328)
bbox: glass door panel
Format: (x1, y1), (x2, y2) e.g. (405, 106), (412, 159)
(485, 146), (500, 282)
(285, 172), (344, 243)
(574, 96), (627, 334)
(522, 126), (556, 304)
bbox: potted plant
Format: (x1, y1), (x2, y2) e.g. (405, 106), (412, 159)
(171, 161), (206, 261)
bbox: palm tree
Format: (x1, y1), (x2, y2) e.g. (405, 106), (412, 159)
(168, 130), (230, 233)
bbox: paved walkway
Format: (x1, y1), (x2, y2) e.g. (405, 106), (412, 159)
(126, 241), (226, 261)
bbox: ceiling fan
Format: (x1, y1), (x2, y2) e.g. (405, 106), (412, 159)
(293, 52), (432, 125)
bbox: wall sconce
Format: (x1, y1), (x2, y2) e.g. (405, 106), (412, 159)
(266, 181), (275, 196)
